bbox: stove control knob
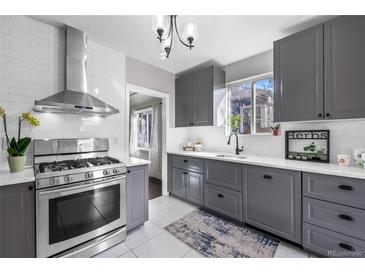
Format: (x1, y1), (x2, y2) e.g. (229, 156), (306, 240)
(103, 170), (110, 176)
(51, 177), (59, 185)
(64, 175), (71, 183)
(85, 172), (93, 179)
(113, 168), (119, 174)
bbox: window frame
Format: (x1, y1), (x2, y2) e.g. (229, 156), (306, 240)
(136, 107), (153, 149)
(226, 72), (274, 136)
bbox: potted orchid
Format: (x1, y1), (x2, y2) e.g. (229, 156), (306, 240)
(0, 107), (40, 172)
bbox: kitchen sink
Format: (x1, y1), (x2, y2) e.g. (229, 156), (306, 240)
(215, 154), (247, 160)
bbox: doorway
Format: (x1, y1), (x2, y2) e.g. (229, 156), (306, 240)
(125, 83), (169, 199)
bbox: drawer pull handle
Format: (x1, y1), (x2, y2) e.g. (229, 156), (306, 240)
(184, 159), (188, 163)
(217, 193), (224, 198)
(338, 185), (354, 191)
(339, 214), (355, 222)
(183, 171), (189, 175)
(339, 243), (355, 252)
(263, 175), (272, 179)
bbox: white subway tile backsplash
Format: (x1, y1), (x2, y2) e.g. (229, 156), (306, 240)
(0, 15), (126, 164)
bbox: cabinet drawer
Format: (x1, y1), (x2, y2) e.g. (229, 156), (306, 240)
(303, 223), (365, 257)
(243, 165), (302, 243)
(303, 197), (365, 240)
(303, 172), (365, 209)
(204, 160), (242, 191)
(203, 183), (242, 221)
(172, 155), (203, 173)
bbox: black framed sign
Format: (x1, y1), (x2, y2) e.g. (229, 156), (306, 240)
(285, 130), (330, 163)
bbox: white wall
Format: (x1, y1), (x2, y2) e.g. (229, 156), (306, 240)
(125, 56), (189, 152)
(186, 50), (365, 163)
(0, 16), (126, 165)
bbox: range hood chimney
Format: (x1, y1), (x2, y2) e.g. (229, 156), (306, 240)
(34, 26), (119, 116)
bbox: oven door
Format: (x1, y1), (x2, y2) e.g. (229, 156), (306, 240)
(36, 175), (126, 258)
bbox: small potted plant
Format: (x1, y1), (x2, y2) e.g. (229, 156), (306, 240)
(270, 123), (280, 136)
(229, 114), (241, 133)
(0, 107), (40, 172)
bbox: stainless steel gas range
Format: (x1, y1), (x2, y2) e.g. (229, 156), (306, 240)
(33, 138), (126, 258)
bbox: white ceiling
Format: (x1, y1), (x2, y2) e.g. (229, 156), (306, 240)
(32, 15), (333, 74)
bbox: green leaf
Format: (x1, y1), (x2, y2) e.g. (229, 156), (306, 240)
(7, 147), (18, 157)
(9, 137), (20, 155)
(17, 137), (31, 155)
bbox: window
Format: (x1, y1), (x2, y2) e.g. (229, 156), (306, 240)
(227, 75), (273, 135)
(137, 109), (152, 148)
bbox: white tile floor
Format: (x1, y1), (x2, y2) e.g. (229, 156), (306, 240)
(93, 195), (312, 258)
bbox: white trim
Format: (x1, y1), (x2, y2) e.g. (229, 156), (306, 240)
(125, 83), (170, 196)
(226, 72), (273, 87)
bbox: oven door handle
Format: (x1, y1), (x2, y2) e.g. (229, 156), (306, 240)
(37, 175), (126, 197)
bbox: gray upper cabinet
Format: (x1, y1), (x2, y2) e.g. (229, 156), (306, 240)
(243, 165), (302, 243)
(175, 65), (225, 127)
(274, 15), (365, 122)
(192, 66), (214, 126)
(0, 181), (35, 258)
(175, 73), (193, 127)
(274, 24), (324, 122)
(324, 16), (365, 119)
(126, 165), (148, 231)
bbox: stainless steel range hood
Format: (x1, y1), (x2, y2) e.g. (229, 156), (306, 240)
(34, 26), (119, 116)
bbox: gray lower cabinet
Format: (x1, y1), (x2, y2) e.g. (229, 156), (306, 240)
(126, 165), (148, 231)
(303, 172), (365, 210)
(171, 167), (203, 206)
(186, 171), (203, 206)
(243, 165), (302, 243)
(171, 167), (186, 199)
(204, 183), (242, 221)
(303, 197), (365, 241)
(0, 181), (36, 258)
(303, 223), (365, 258)
(274, 24), (324, 122)
(204, 159), (242, 191)
(302, 172), (365, 257)
(324, 16), (365, 119)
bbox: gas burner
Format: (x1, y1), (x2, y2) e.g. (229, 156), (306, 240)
(38, 156), (120, 174)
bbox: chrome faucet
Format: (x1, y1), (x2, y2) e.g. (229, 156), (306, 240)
(227, 132), (244, 155)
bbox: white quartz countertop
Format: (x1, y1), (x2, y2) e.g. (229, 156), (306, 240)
(0, 166), (35, 187)
(125, 157), (151, 167)
(167, 150), (365, 180)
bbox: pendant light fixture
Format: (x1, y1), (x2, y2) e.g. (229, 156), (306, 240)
(152, 15), (199, 59)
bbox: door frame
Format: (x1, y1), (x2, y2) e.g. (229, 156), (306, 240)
(125, 83), (170, 196)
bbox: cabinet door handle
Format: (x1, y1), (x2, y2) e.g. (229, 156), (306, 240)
(339, 214), (355, 222)
(339, 243), (355, 251)
(263, 175), (272, 179)
(183, 171), (189, 175)
(318, 113), (322, 118)
(338, 185), (354, 191)
(127, 170), (131, 173)
(183, 159), (188, 163)
(28, 185), (34, 191)
(217, 193), (224, 198)
(326, 113), (330, 117)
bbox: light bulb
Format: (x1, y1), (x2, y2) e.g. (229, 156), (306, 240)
(152, 15), (169, 38)
(182, 20), (199, 45)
